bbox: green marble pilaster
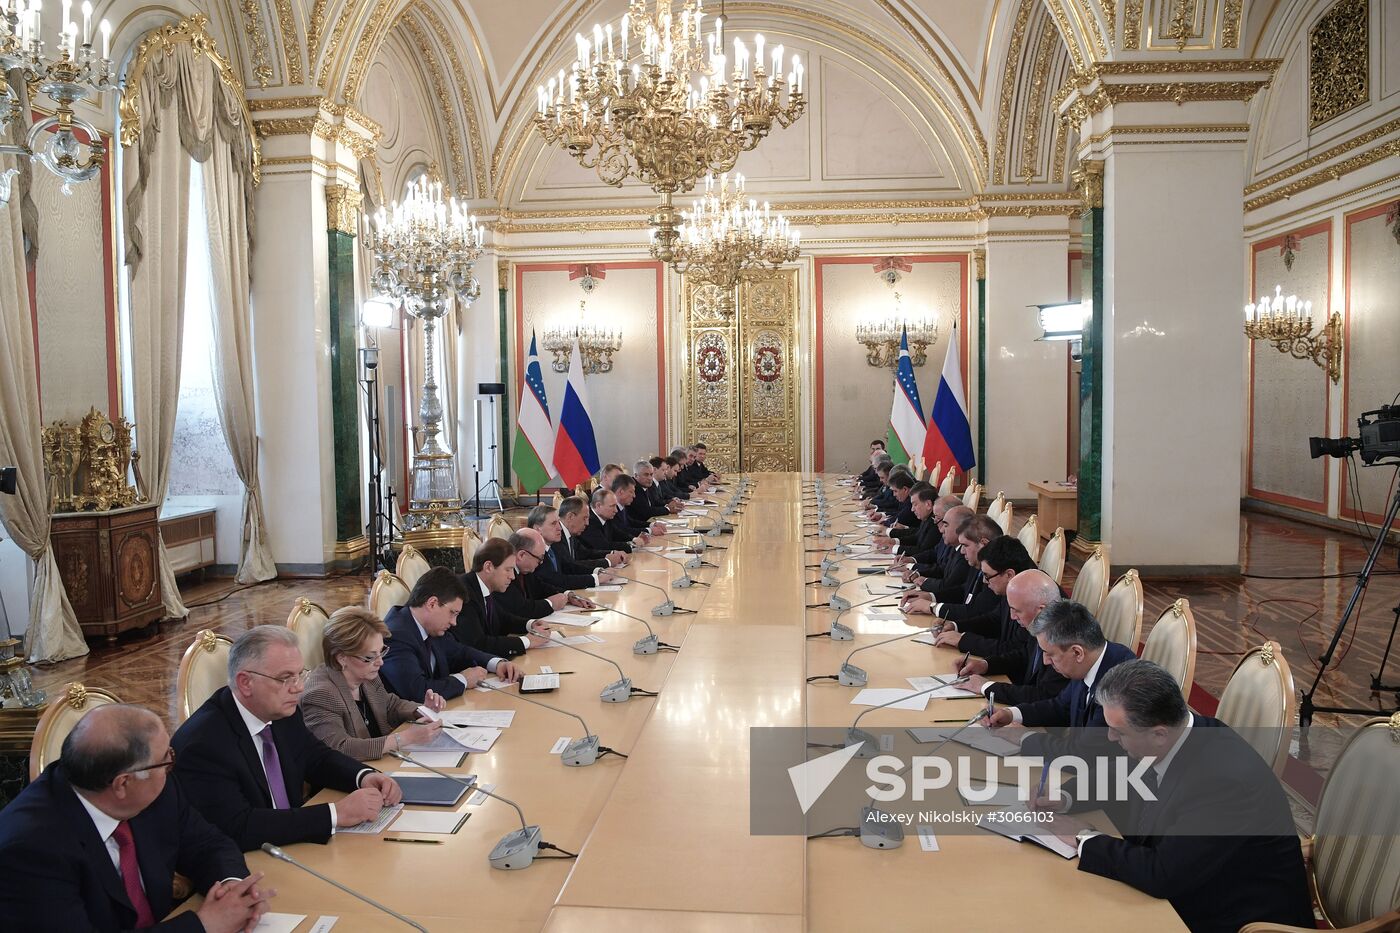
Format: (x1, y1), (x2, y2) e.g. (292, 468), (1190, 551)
(327, 227), (362, 543)
(498, 274), (511, 483)
(1076, 205), (1104, 542)
(975, 256), (987, 483)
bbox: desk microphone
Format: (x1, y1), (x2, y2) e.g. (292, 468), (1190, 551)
(259, 843), (429, 928)
(821, 590), (901, 641)
(655, 550), (710, 589)
(386, 752), (562, 870)
(812, 626), (935, 687)
(844, 680), (978, 761)
(683, 535), (719, 569)
(543, 634), (655, 702)
(696, 505), (733, 538)
(597, 603), (678, 654)
(618, 571), (696, 616)
(478, 682), (602, 765)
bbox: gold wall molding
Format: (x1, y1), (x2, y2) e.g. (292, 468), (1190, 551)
(340, 0), (398, 102)
(395, 14), (468, 197)
(325, 183), (363, 235)
(254, 115), (377, 160)
(1222, 0), (1242, 48)
(1244, 119), (1400, 196)
(1309, 0), (1369, 129)
(1092, 59), (1281, 75)
(409, 2), (489, 199)
(1124, 0), (1145, 48)
(261, 154), (336, 172)
(1019, 25), (1061, 182)
(1044, 0), (1090, 70)
(307, 0), (329, 62)
(1082, 122), (1251, 145)
(246, 96), (384, 139)
(316, 0), (357, 89)
(119, 14), (262, 185)
(1242, 174), (1400, 233)
(495, 205), (1081, 235)
(238, 0), (275, 88)
(872, 0), (984, 127)
(994, 0), (1036, 186)
(272, 0), (302, 85)
(1167, 0), (1196, 50)
(973, 248), (987, 279)
(1244, 140), (1400, 212)
(1073, 159), (1104, 208)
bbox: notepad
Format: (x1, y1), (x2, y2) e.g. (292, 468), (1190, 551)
(906, 675), (979, 699)
(395, 750), (466, 768)
(977, 811), (1078, 859)
(906, 726), (1023, 757)
(586, 584), (624, 592)
(863, 608), (906, 621)
(541, 611), (602, 626)
(390, 808), (471, 835)
(439, 710), (514, 728)
(253, 913), (309, 933)
(339, 804), (404, 834)
(850, 688), (932, 712)
(446, 726), (501, 752)
(396, 775), (474, 807)
(521, 673), (560, 692)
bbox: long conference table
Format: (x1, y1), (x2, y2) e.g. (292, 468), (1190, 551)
(205, 474), (1186, 932)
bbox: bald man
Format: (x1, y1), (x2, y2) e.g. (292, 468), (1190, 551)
(953, 570), (1070, 705)
(498, 528), (599, 620)
(0, 704), (273, 932)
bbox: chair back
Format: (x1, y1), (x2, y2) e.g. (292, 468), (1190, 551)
(1038, 526), (1066, 585)
(1310, 715), (1400, 928)
(368, 569), (410, 619)
(937, 468), (956, 497)
(286, 598), (330, 670)
(396, 544), (430, 588)
(29, 683), (121, 780)
(176, 631), (234, 723)
(986, 491), (1004, 520)
(926, 461), (942, 488)
(1141, 598), (1198, 696)
(995, 502), (1013, 534)
(550, 490), (564, 508)
(1097, 569), (1144, 653)
(961, 483), (982, 512)
(1017, 513), (1041, 562)
(486, 513), (513, 541)
(1215, 641), (1295, 775)
(1069, 543), (1111, 617)
(461, 526), (482, 568)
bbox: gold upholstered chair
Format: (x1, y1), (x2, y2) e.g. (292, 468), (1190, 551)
(986, 491), (1007, 524)
(461, 526), (482, 569)
(29, 682), (121, 780)
(1069, 543), (1111, 617)
(1240, 715), (1400, 932)
(1097, 569), (1144, 653)
(176, 631), (234, 723)
(1038, 526), (1066, 586)
(1017, 513), (1041, 562)
(395, 544), (430, 588)
(1215, 641), (1295, 776)
(486, 513), (513, 541)
(926, 461), (942, 487)
(937, 468), (956, 498)
(1141, 598), (1198, 697)
(368, 569), (410, 620)
(961, 482), (982, 512)
(286, 598), (331, 670)
(550, 490), (565, 508)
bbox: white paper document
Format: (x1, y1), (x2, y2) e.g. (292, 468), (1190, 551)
(444, 726), (501, 752)
(957, 784), (1026, 807)
(339, 804), (404, 834)
(907, 726), (1023, 757)
(389, 808), (470, 834)
(400, 731), (470, 753)
(586, 584), (624, 592)
(307, 918), (338, 933)
(439, 709), (515, 728)
(906, 675), (979, 699)
(253, 914), (308, 933)
(474, 678), (509, 693)
(850, 688), (932, 712)
(862, 608), (906, 621)
(395, 750), (466, 768)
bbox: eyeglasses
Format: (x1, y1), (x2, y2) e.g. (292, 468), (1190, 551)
(351, 649), (387, 663)
(986, 567), (1014, 580)
(124, 747), (176, 776)
(246, 668), (309, 688)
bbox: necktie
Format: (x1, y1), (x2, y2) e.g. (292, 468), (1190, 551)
(257, 725), (292, 810)
(485, 594), (497, 631)
(112, 821), (155, 928)
(426, 637), (438, 674)
(547, 548), (559, 571)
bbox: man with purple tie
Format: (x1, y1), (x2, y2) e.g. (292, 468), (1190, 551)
(172, 626), (403, 851)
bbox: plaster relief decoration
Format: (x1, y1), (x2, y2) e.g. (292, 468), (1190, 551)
(1385, 201), (1399, 248)
(1309, 0), (1368, 129)
(682, 280), (739, 472)
(1280, 233), (1301, 271)
(240, 0), (275, 88)
(738, 271), (799, 472)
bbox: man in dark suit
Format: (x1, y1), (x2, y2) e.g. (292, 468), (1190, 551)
(500, 529), (598, 618)
(633, 458), (681, 520)
(558, 495), (628, 565)
(1047, 660), (1314, 933)
(904, 513), (1000, 611)
(988, 599), (1135, 736)
(610, 473), (667, 539)
(891, 494), (960, 572)
(854, 439), (885, 486)
(691, 442), (719, 482)
(654, 455), (688, 501)
(955, 570), (1069, 705)
(581, 488), (643, 553)
(858, 454), (892, 499)
(380, 567), (521, 703)
(929, 535), (1038, 652)
(526, 504), (620, 589)
(902, 503), (974, 595)
(0, 704), (271, 932)
(455, 537), (549, 658)
(879, 482), (934, 550)
(172, 625), (403, 851)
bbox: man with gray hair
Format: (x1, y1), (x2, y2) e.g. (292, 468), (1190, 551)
(173, 625), (403, 851)
(631, 458), (681, 521)
(1046, 659), (1314, 933)
(0, 704), (273, 931)
(526, 505), (619, 588)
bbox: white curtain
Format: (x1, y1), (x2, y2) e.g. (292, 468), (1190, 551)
(0, 71), (87, 662)
(124, 40), (262, 614)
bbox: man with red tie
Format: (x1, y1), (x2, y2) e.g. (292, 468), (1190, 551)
(0, 703), (273, 931)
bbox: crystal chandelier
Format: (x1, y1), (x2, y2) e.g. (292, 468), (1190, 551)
(1244, 284), (1342, 384)
(544, 300), (622, 375)
(533, 0), (806, 263)
(0, 0), (115, 205)
(659, 171), (799, 316)
(856, 292), (937, 368)
(366, 177), (485, 534)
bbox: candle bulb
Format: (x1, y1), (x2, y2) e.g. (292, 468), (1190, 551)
(755, 33), (764, 71)
(80, 0), (88, 45)
(621, 13), (628, 59)
(99, 16), (108, 58)
(606, 22), (612, 58)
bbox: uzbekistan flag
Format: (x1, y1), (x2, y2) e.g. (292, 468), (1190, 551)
(885, 327), (926, 465)
(552, 339), (601, 487)
(922, 326), (976, 473)
(511, 331), (555, 493)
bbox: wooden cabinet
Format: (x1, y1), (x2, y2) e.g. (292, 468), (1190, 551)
(159, 504), (217, 576)
(51, 505), (164, 643)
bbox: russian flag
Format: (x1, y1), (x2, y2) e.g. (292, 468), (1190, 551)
(552, 339), (601, 488)
(922, 327), (976, 473)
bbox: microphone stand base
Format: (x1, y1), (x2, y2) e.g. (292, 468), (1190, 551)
(490, 825), (543, 869)
(562, 735), (600, 766)
(838, 664), (868, 687)
(858, 808), (906, 850)
(601, 678), (633, 703)
(829, 621), (854, 640)
(633, 634), (660, 655)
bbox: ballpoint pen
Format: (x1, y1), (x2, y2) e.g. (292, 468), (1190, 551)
(383, 837), (442, 845)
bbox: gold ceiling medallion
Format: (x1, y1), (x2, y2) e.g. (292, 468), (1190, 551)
(1309, 0), (1368, 129)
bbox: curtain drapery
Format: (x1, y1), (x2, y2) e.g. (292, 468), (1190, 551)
(0, 71), (87, 662)
(124, 39), (263, 612)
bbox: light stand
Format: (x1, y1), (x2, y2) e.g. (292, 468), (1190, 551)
(360, 346), (398, 574)
(471, 389), (506, 517)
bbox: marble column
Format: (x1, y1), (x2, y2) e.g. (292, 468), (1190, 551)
(1060, 65), (1273, 572)
(325, 184), (364, 553)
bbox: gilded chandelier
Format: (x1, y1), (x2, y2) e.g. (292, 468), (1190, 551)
(660, 171), (800, 316)
(0, 0), (116, 205)
(366, 177), (486, 534)
(857, 293), (937, 368)
(544, 301), (622, 375)
(1243, 285), (1342, 384)
(533, 0), (806, 263)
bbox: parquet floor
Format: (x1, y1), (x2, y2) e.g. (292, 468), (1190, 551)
(26, 507), (1400, 817)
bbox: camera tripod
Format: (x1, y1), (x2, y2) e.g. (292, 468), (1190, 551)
(1298, 478), (1400, 728)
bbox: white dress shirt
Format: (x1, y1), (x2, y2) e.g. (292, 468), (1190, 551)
(75, 790), (139, 884)
(232, 694), (346, 832)
(1008, 644), (1108, 726)
(479, 575), (531, 651)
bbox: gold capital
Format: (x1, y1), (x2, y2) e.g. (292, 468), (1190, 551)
(972, 249), (986, 280)
(1072, 160), (1105, 210)
(325, 183), (363, 237)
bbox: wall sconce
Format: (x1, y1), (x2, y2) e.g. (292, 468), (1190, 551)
(856, 292), (937, 368)
(1244, 285), (1341, 383)
(543, 300), (622, 374)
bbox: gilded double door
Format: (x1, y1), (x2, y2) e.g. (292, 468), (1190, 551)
(680, 269), (800, 473)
